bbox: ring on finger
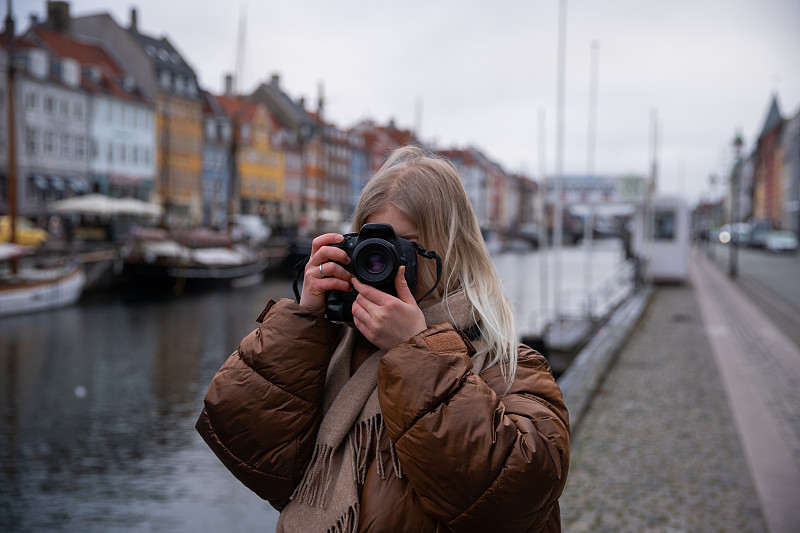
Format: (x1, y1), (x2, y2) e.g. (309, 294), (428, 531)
(319, 264), (325, 277)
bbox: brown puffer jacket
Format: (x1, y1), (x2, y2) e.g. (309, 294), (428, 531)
(196, 299), (570, 532)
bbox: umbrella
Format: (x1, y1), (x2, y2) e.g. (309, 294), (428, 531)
(50, 194), (163, 218)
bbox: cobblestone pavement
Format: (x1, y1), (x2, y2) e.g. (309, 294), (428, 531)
(560, 284), (766, 533)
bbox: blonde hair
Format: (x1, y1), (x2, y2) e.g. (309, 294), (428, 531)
(352, 145), (518, 388)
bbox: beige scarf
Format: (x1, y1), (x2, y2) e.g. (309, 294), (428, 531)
(276, 292), (485, 533)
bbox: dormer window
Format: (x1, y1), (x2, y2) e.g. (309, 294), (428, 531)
(85, 66), (102, 84)
(160, 70), (171, 90)
(61, 58), (80, 88)
(122, 75), (136, 92)
(28, 49), (49, 79)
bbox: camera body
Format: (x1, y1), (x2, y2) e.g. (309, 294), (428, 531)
(326, 223), (419, 322)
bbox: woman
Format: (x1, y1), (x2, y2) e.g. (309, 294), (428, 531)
(196, 146), (570, 532)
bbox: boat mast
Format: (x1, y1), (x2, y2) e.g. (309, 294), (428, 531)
(5, 0), (18, 273)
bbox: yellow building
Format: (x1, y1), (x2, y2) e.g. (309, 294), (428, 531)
(155, 93), (204, 225)
(218, 96), (285, 215)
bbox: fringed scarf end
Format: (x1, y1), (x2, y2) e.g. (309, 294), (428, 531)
(325, 504), (359, 533)
(290, 443), (336, 508)
(347, 413), (405, 483)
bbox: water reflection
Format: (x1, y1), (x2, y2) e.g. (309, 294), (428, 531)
(0, 276), (294, 532)
(1, 244), (626, 531)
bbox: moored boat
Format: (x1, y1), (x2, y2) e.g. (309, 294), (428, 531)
(120, 227), (270, 290)
(0, 245), (86, 316)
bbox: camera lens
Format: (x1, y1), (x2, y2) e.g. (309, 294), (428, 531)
(353, 239), (397, 285)
(363, 252), (387, 274)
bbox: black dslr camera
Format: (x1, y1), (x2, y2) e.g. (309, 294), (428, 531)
(292, 223), (443, 323)
(326, 223), (421, 322)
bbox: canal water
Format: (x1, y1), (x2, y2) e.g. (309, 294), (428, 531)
(0, 242), (626, 532)
(1, 277), (292, 532)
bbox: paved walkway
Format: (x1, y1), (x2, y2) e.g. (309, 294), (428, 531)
(560, 248), (800, 532)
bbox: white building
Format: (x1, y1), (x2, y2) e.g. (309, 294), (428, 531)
(0, 42), (89, 219)
(86, 84), (155, 199)
(28, 25), (156, 201)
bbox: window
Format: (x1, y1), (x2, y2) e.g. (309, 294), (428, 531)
(25, 92), (39, 110)
(107, 142), (114, 164)
(61, 99), (69, 116)
(653, 211), (676, 241)
(61, 134), (70, 157)
(43, 131), (54, 154)
(75, 137), (85, 160)
(160, 70), (171, 90)
(45, 96), (55, 114)
(26, 127), (37, 155)
(74, 102), (84, 120)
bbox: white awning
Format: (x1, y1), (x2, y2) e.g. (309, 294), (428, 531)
(50, 193), (163, 218)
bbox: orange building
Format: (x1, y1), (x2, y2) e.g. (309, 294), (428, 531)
(155, 93), (203, 225)
(217, 95), (285, 216)
(754, 96), (784, 227)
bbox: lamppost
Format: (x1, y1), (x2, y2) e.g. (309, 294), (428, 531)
(708, 173), (718, 260)
(5, 0), (18, 274)
(728, 131), (744, 278)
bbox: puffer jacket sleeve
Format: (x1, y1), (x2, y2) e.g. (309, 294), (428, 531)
(377, 322), (570, 532)
(195, 298), (340, 511)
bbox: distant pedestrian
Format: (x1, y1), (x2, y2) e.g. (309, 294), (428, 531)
(196, 146), (570, 532)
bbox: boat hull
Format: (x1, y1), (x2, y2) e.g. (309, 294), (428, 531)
(123, 258), (269, 290)
(0, 266), (86, 317)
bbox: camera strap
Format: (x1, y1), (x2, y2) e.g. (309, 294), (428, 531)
(292, 256), (308, 304)
(413, 243), (443, 305)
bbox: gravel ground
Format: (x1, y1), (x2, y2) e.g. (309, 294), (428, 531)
(559, 284), (766, 533)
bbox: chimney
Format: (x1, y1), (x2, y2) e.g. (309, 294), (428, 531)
(29, 14), (40, 27)
(224, 74), (234, 96)
(130, 8), (138, 33)
(46, 1), (71, 34)
(317, 81), (324, 118)
(298, 97), (306, 110)
(270, 73), (280, 87)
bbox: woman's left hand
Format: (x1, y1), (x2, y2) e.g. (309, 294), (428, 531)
(351, 266), (427, 351)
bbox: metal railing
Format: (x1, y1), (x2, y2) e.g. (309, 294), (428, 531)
(556, 257), (639, 322)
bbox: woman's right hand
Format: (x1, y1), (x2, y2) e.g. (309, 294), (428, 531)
(299, 233), (353, 316)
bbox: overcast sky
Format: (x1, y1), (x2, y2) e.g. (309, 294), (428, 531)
(15, 0), (800, 205)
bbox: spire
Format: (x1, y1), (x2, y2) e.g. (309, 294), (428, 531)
(317, 81), (324, 118)
(759, 94), (782, 138)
